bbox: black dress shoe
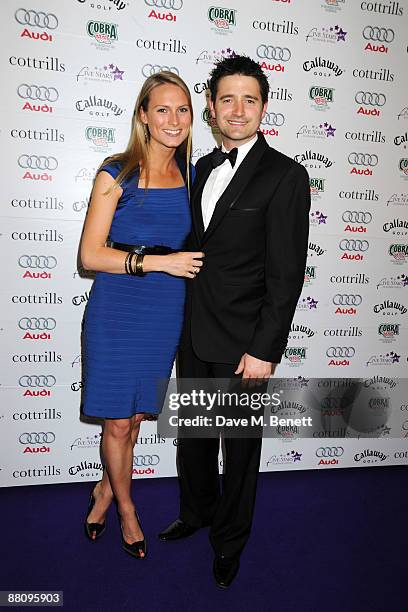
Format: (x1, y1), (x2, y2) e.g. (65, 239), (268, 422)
(158, 519), (199, 541)
(84, 487), (106, 541)
(213, 555), (240, 588)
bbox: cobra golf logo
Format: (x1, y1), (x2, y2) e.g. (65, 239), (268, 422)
(283, 347), (307, 367)
(145, 0), (183, 22)
(208, 6), (236, 32)
(260, 111), (285, 137)
(85, 126), (115, 150)
(348, 152), (378, 177)
(18, 154), (57, 182)
(355, 90), (386, 118)
(339, 238), (369, 262)
(399, 158), (408, 178)
(342, 210), (372, 234)
(202, 108), (219, 131)
(133, 454), (160, 475)
(363, 25), (394, 54)
(87, 20), (118, 45)
(19, 431), (55, 454)
(378, 323), (400, 340)
(326, 346), (355, 366)
(316, 446), (344, 466)
(256, 44), (291, 73)
(18, 316), (56, 341)
(15, 9), (58, 43)
(309, 85), (334, 109)
(142, 64), (179, 78)
(19, 375), (56, 398)
(18, 255), (57, 280)
(389, 243), (408, 263)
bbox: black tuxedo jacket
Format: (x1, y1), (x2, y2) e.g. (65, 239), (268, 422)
(181, 132), (310, 364)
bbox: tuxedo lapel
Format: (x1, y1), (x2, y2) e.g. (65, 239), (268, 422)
(202, 134), (268, 245)
(191, 158), (212, 244)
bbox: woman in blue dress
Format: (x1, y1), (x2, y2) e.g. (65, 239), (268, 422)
(80, 72), (203, 558)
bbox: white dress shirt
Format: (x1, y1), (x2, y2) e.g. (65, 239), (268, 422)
(201, 135), (258, 230)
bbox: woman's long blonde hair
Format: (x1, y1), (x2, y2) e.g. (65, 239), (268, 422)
(101, 71), (193, 195)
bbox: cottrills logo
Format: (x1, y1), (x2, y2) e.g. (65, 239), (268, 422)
(208, 7), (236, 32)
(283, 346), (307, 366)
(86, 20), (118, 46)
(399, 158), (408, 179)
(294, 150), (333, 169)
(303, 56), (344, 77)
(389, 243), (408, 264)
(304, 265), (317, 285)
(309, 86), (334, 110)
(366, 351), (400, 366)
(309, 178), (325, 201)
(378, 323), (400, 342)
(85, 126), (115, 151)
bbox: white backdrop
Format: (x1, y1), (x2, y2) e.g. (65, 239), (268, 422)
(1, 0), (408, 487)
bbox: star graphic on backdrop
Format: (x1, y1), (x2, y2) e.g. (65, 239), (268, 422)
(111, 66), (124, 80)
(292, 452), (302, 462)
(308, 298), (318, 309)
(381, 426), (391, 436)
(325, 124), (336, 137)
(401, 276), (408, 286)
(317, 212), (327, 224)
(336, 27), (347, 41)
(390, 352), (400, 363)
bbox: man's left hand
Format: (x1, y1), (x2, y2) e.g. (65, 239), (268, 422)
(235, 353), (276, 386)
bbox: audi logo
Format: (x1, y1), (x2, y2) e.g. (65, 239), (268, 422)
(316, 447), (344, 458)
(332, 294), (362, 306)
(17, 84), (59, 102)
(18, 317), (56, 331)
(256, 44), (291, 62)
(355, 91), (386, 107)
(19, 432), (56, 444)
(362, 26), (394, 43)
(261, 112), (285, 127)
(18, 155), (58, 171)
(339, 239), (369, 252)
(18, 255), (57, 269)
(326, 347), (356, 358)
(14, 9), (58, 29)
(133, 455), (160, 466)
(342, 211), (372, 224)
(142, 64), (179, 78)
(19, 375), (56, 388)
(144, 0), (183, 9)
(348, 153), (378, 166)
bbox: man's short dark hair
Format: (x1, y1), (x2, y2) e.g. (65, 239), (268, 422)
(209, 55), (269, 105)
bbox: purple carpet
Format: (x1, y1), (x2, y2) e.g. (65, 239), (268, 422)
(2, 467), (406, 612)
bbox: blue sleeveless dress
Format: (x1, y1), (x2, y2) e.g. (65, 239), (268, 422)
(82, 161), (192, 418)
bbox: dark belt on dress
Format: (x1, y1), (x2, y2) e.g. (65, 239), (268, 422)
(106, 240), (175, 255)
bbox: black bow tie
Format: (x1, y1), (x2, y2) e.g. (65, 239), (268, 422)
(210, 147), (238, 169)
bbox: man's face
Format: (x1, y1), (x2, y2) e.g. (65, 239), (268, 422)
(209, 74), (267, 149)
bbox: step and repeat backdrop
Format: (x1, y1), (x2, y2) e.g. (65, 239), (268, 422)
(1, 0), (408, 487)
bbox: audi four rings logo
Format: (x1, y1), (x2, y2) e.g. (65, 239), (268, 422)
(19, 432), (56, 444)
(339, 239), (369, 251)
(19, 375), (56, 387)
(17, 84), (59, 102)
(316, 447), (344, 458)
(142, 64), (179, 78)
(18, 317), (56, 330)
(18, 255), (57, 269)
(342, 211), (372, 223)
(362, 26), (395, 42)
(144, 0), (183, 9)
(256, 45), (291, 61)
(261, 112), (285, 127)
(355, 91), (386, 106)
(326, 347), (356, 358)
(18, 155), (58, 170)
(15, 9), (58, 29)
(333, 294), (363, 306)
(348, 153), (378, 166)
(133, 455), (160, 466)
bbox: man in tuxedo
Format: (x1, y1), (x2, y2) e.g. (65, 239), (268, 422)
(159, 56), (310, 587)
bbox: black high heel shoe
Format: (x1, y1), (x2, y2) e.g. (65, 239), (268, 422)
(84, 486), (107, 541)
(120, 512), (147, 559)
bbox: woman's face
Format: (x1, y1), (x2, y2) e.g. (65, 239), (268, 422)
(140, 83), (192, 150)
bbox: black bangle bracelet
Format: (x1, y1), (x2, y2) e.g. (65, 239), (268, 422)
(135, 253), (145, 276)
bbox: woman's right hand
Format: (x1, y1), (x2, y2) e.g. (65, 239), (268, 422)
(161, 252), (205, 278)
